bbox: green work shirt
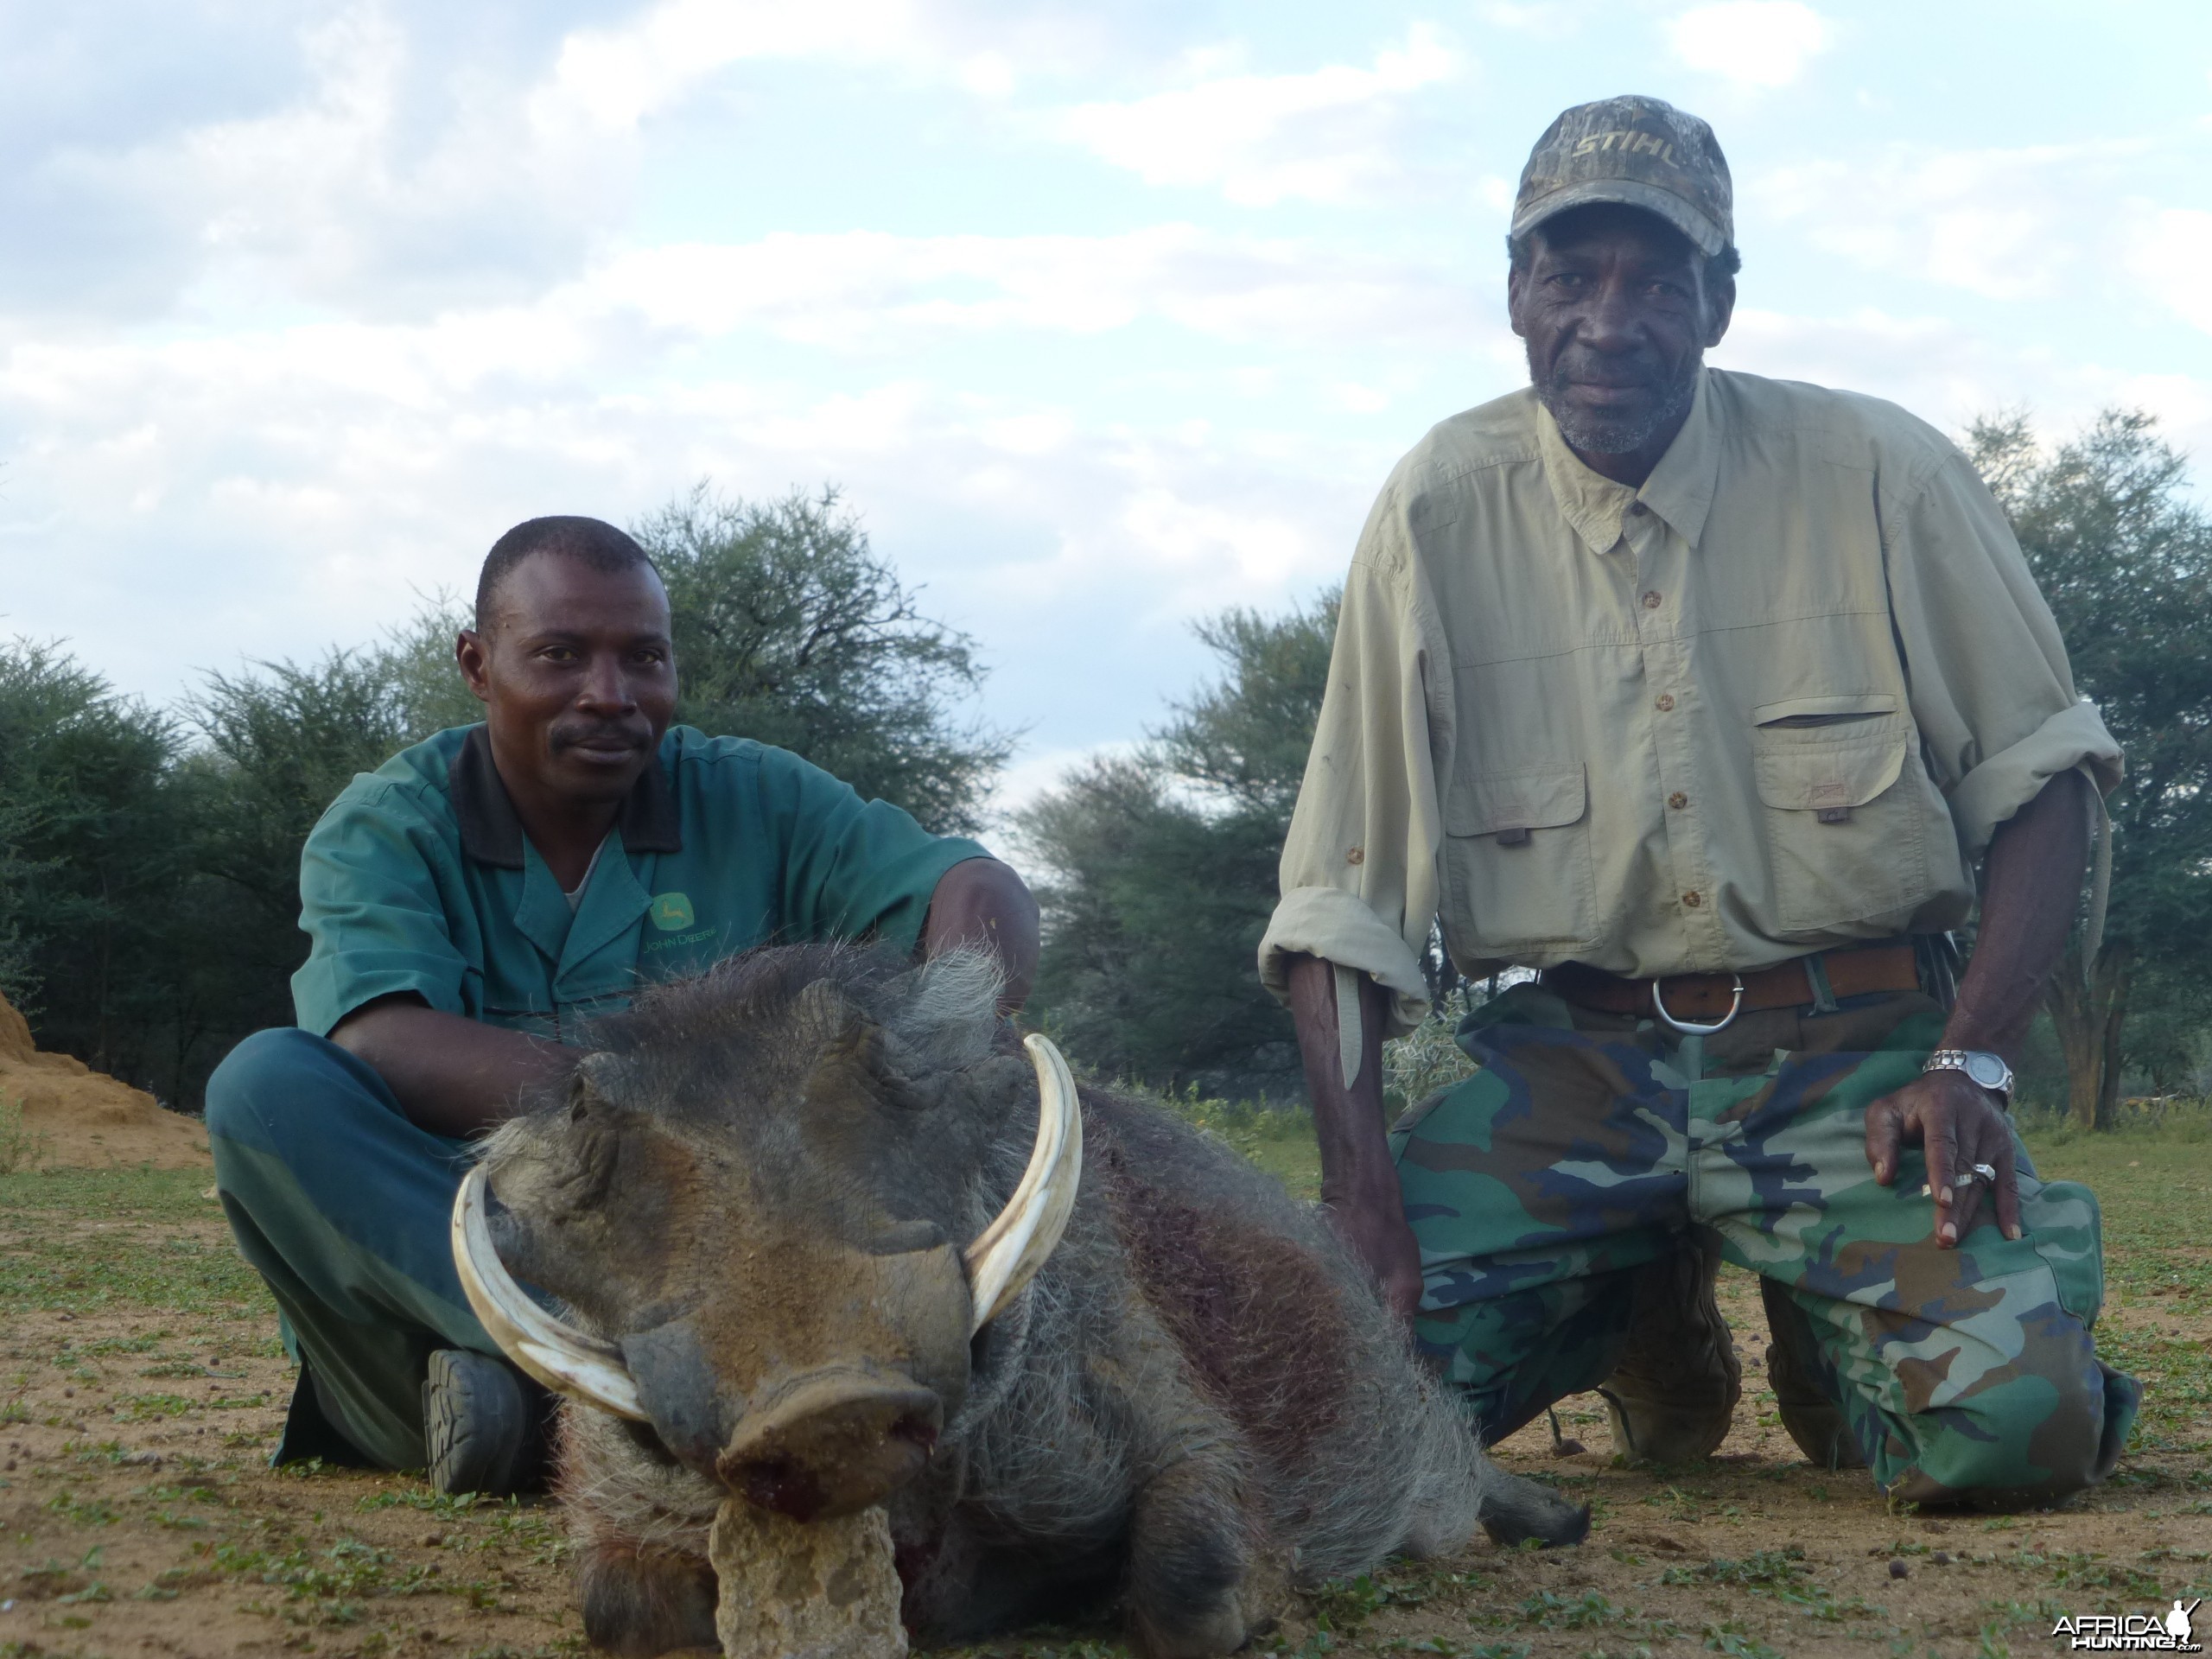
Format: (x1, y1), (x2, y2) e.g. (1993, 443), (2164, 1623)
(289, 723), (990, 1043)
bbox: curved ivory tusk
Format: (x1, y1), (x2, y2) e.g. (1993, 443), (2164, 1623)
(450, 1164), (649, 1421)
(963, 1033), (1084, 1333)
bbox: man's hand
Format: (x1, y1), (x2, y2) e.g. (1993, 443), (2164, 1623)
(1860, 767), (2089, 1250)
(1865, 1071), (2021, 1247)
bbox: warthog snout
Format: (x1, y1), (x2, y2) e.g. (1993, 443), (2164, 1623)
(718, 1371), (944, 1521)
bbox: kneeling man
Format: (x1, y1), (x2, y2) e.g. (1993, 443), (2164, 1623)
(1261, 97), (2136, 1506)
(207, 516), (1038, 1493)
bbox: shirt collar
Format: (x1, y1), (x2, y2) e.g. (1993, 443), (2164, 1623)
(448, 723), (682, 869)
(1535, 366), (1720, 554)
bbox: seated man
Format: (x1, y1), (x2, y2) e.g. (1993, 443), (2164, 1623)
(1261, 97), (2137, 1507)
(206, 515), (1038, 1495)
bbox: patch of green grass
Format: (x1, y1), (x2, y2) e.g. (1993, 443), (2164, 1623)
(1304, 1567), (1434, 1633)
(1138, 1085), (1322, 1199)
(1660, 1547), (1875, 1624)
(355, 1485), (495, 1517)
(214, 1535), (442, 1627)
(1515, 1588), (1637, 1631)
(0, 1093), (50, 1175)
(2026, 1110), (2212, 1461)
(0, 1166), (270, 1319)
(41, 1486), (120, 1527)
(1701, 1628), (1783, 1659)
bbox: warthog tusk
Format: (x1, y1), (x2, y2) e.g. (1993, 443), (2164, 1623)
(963, 1033), (1084, 1333)
(450, 1164), (648, 1421)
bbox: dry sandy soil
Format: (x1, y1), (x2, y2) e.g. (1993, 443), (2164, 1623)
(2, 1125), (2206, 1659)
(0, 995), (209, 1173)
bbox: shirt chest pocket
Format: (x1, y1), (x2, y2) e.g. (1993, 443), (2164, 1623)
(1751, 697), (1923, 932)
(1442, 762), (1598, 950)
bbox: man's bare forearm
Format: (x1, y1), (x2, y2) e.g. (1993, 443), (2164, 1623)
(1943, 768), (2091, 1060)
(1286, 951), (1423, 1316)
(331, 998), (577, 1139)
(1287, 953), (1393, 1194)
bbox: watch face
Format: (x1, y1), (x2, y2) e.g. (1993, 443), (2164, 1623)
(1965, 1052), (2009, 1090)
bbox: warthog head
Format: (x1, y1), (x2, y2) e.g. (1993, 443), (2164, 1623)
(450, 946), (1078, 1522)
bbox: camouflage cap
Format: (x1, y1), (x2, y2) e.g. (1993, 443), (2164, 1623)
(1510, 95), (1733, 259)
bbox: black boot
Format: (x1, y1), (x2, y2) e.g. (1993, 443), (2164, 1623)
(422, 1350), (552, 1497)
(1758, 1279), (1866, 1470)
(1599, 1229), (1742, 1465)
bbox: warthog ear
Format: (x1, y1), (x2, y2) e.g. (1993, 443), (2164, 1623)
(793, 980), (940, 1111)
(566, 1051), (630, 1122)
(793, 978), (861, 1044)
(887, 950), (1002, 1071)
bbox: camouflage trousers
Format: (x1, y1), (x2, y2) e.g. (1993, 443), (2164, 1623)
(1391, 983), (2140, 1504)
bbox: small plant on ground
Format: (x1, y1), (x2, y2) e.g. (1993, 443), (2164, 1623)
(0, 1092), (47, 1174)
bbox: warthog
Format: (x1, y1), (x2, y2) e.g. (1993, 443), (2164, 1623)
(453, 944), (1586, 1656)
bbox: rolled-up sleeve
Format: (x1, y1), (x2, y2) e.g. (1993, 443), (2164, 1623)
(1885, 448), (2123, 857)
(1257, 501), (1446, 1037)
(290, 782), (470, 1036)
(759, 747), (991, 954)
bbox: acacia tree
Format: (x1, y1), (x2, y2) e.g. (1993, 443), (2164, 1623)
(0, 488), (1010, 1109)
(635, 487), (1011, 835)
(1968, 410), (2212, 1128)
(1018, 593), (1338, 1099)
(0, 641), (184, 1077)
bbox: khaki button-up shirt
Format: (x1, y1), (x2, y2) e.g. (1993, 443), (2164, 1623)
(1259, 367), (2121, 1035)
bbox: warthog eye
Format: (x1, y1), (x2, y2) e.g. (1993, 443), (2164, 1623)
(868, 1219), (948, 1255)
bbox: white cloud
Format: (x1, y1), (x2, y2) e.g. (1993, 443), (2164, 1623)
(1719, 305), (2212, 476)
(1054, 25), (1461, 205)
(1474, 3), (1580, 37)
(531, 0), (924, 133)
(1749, 139), (2153, 302)
(0, 8), (629, 323)
(1666, 2), (1833, 89)
(2131, 208), (2212, 334)
(988, 740), (1141, 819)
(0, 222), (1415, 736)
(570, 226), (1478, 351)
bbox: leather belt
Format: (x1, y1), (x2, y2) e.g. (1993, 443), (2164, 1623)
(1541, 942), (1920, 1027)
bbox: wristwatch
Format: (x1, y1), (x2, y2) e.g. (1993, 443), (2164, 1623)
(1923, 1049), (2013, 1105)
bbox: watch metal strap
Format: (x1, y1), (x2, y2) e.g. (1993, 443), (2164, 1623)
(1923, 1048), (2009, 1098)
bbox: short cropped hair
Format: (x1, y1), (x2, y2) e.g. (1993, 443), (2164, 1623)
(474, 516), (661, 630)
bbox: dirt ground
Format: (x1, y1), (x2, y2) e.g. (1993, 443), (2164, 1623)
(2, 1126), (2206, 1659)
(0, 995), (210, 1173)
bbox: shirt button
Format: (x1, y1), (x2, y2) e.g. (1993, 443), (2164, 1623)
(1642, 590), (1662, 608)
(1655, 693), (1675, 712)
(1682, 890), (1704, 908)
(1669, 791), (1688, 809)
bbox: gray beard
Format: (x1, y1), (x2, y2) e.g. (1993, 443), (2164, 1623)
(1533, 352), (1700, 458)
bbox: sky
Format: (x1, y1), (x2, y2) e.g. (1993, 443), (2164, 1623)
(3, 0), (2210, 813)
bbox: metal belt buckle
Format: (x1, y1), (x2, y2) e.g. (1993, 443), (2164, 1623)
(1652, 972), (1745, 1035)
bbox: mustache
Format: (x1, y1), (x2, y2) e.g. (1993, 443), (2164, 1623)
(1545, 351), (1669, 394)
(549, 720), (652, 755)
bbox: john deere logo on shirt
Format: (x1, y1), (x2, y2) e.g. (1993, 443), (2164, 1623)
(649, 893), (696, 931)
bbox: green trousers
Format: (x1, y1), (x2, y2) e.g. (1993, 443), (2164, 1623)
(1393, 984), (2139, 1505)
(205, 1027), (502, 1471)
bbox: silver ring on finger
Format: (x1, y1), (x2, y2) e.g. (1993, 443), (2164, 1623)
(1951, 1166), (1978, 1188)
(1970, 1162), (1998, 1183)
